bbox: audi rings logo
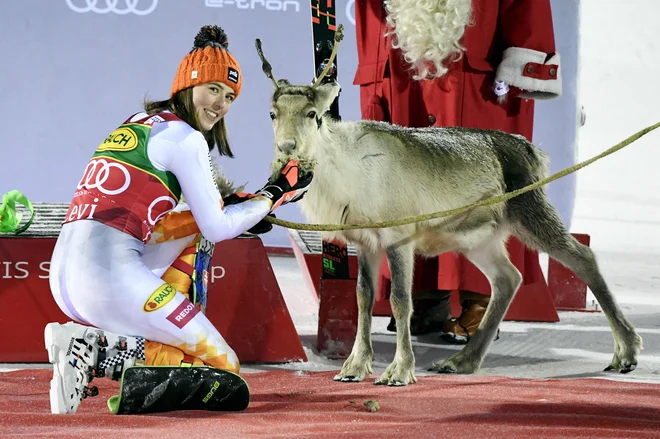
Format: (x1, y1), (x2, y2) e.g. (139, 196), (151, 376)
(77, 159), (131, 195)
(65, 0), (159, 15)
(148, 196), (177, 225)
(346, 0), (355, 26)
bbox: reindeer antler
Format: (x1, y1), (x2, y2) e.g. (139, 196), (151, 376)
(255, 38), (279, 88)
(312, 24), (345, 88)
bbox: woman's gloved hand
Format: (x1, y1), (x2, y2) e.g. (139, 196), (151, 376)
(222, 191), (257, 206)
(221, 194), (275, 235)
(255, 160), (313, 211)
(245, 213), (275, 235)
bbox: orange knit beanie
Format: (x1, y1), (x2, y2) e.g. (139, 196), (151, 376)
(170, 25), (242, 98)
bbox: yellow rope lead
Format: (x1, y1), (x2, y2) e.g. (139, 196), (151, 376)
(266, 121), (660, 232)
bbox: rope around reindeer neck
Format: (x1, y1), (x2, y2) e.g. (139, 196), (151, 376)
(264, 120), (660, 232)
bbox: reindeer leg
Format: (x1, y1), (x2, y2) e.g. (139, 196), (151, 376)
(333, 247), (382, 382)
(375, 244), (417, 386)
(548, 243), (642, 372)
(509, 190), (643, 373)
(430, 237), (521, 374)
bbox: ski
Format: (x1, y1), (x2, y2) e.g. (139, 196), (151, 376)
(310, 0), (350, 280)
(311, 0), (340, 119)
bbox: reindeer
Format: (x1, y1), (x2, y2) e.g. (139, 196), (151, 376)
(254, 31), (642, 386)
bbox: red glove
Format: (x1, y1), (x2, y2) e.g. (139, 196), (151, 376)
(256, 160), (313, 211)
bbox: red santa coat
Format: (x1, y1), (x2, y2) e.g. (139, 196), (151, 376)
(354, 0), (562, 296)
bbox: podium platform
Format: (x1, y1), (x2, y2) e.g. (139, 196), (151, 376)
(0, 203), (306, 364)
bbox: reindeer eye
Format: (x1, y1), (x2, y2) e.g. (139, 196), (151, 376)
(306, 111), (317, 119)
(269, 112), (276, 120)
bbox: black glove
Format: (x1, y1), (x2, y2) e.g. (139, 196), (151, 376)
(256, 160), (313, 211)
(222, 192), (257, 206)
(245, 213), (275, 235)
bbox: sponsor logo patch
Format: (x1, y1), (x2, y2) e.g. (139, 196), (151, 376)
(202, 381), (220, 403)
(227, 67), (239, 84)
(166, 300), (200, 329)
(97, 127), (138, 152)
(143, 284), (176, 312)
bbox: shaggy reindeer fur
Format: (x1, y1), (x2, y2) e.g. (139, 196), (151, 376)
(267, 79), (642, 385)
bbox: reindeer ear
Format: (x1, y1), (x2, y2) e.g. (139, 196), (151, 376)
(315, 81), (341, 112)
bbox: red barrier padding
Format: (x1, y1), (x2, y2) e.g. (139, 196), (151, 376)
(0, 236), (306, 363)
(503, 281), (559, 322)
(316, 278), (358, 359)
(548, 233), (599, 312)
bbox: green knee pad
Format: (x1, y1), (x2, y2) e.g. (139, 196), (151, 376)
(108, 366), (249, 414)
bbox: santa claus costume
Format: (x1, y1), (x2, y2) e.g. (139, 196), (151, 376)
(354, 0), (562, 340)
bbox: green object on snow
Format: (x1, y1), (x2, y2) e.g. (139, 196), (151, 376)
(0, 190), (34, 234)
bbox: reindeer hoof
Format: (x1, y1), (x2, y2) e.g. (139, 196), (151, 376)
(333, 374), (362, 383)
(429, 352), (480, 374)
(604, 361), (637, 374)
(605, 332), (642, 374)
(621, 363), (637, 373)
(334, 353), (372, 383)
(374, 361), (417, 386)
(428, 364), (457, 374)
(428, 356), (460, 374)
(373, 378), (407, 386)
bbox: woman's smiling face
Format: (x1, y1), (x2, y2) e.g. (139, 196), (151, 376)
(192, 82), (236, 131)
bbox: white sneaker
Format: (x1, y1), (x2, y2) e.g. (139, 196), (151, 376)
(44, 322), (101, 414)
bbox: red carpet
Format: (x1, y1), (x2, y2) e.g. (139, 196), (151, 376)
(1, 369), (660, 438)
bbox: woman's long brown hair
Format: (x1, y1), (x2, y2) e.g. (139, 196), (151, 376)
(143, 88), (233, 157)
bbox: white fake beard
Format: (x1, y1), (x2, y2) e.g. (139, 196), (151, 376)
(384, 0), (473, 80)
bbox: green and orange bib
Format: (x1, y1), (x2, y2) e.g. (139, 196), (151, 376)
(64, 113), (184, 243)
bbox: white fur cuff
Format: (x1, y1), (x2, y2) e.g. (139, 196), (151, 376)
(495, 47), (562, 100)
